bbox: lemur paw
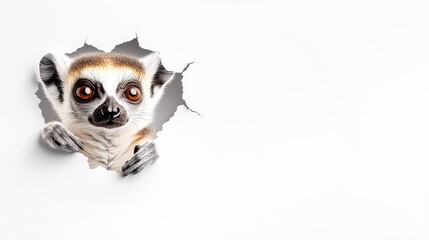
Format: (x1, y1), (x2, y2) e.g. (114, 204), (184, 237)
(122, 141), (159, 176)
(41, 121), (83, 152)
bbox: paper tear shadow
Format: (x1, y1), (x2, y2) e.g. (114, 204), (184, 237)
(36, 37), (199, 136)
(35, 82), (61, 122)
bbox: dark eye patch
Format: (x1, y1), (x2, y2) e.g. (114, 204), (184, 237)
(116, 79), (141, 91)
(73, 79), (104, 103)
(117, 80), (143, 104)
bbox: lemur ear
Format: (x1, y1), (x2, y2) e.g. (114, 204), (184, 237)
(140, 52), (174, 97)
(39, 53), (71, 103)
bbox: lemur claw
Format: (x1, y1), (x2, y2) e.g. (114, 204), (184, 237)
(122, 141), (159, 176)
(42, 121), (83, 152)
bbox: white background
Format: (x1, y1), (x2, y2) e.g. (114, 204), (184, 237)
(1, 0), (429, 239)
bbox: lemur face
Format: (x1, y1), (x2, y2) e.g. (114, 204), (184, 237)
(70, 66), (145, 129)
(39, 52), (173, 131)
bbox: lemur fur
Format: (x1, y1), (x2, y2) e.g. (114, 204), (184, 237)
(39, 52), (173, 175)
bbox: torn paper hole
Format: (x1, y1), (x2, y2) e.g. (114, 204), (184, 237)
(35, 37), (199, 175)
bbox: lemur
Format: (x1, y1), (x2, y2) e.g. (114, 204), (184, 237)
(38, 52), (173, 176)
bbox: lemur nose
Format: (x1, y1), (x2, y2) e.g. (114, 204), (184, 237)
(110, 107), (121, 119)
(103, 105), (121, 119)
(91, 97), (127, 127)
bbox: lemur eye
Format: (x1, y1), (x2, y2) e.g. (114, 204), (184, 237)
(124, 86), (142, 102)
(75, 85), (94, 101)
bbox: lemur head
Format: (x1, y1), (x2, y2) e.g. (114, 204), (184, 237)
(39, 52), (173, 131)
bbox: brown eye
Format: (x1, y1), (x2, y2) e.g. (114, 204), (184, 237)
(75, 85), (94, 101)
(125, 86), (142, 102)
